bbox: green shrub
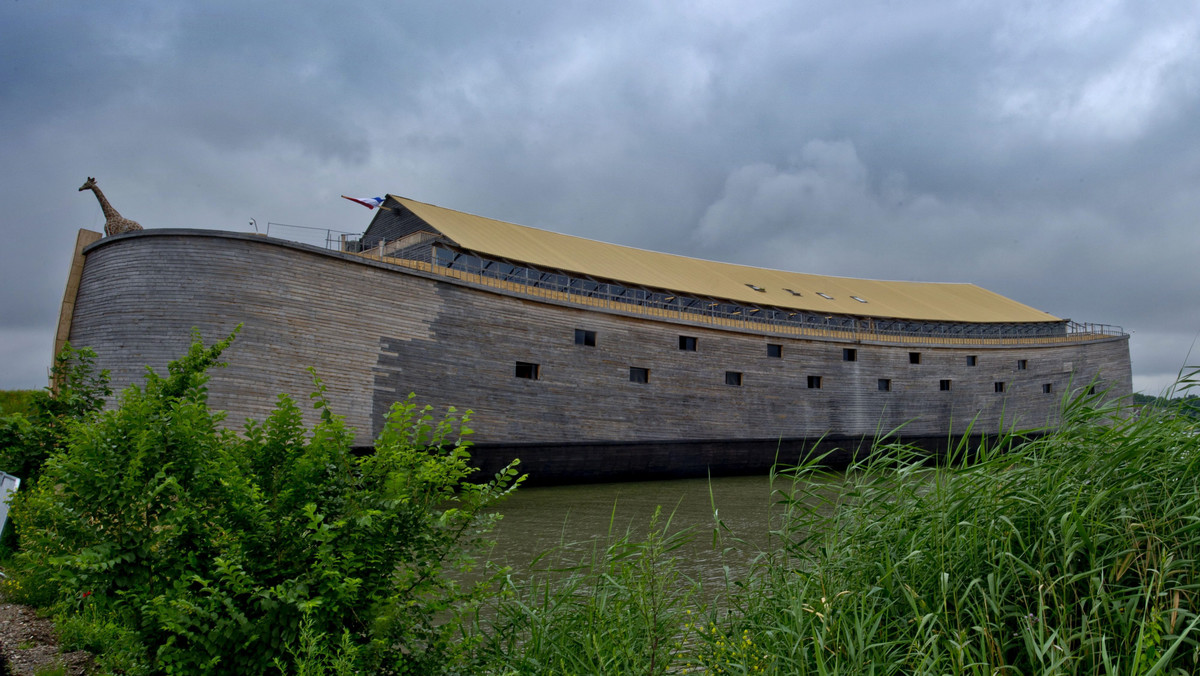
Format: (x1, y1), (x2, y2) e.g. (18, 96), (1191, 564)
(0, 344), (111, 484)
(8, 332), (523, 675)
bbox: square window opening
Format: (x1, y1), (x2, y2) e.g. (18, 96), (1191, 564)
(843, 348), (857, 362)
(767, 344), (782, 358)
(725, 371), (743, 386)
(995, 381), (1006, 393)
(1017, 359), (1028, 370)
(807, 375), (822, 389)
(630, 367), (650, 384)
(940, 379), (952, 391)
(1043, 383), (1053, 394)
(515, 362), (540, 380)
(878, 378), (892, 392)
(909, 352), (921, 365)
(967, 355), (978, 366)
(574, 329), (596, 347)
(678, 336), (697, 351)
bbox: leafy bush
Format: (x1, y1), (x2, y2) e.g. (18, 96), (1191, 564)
(7, 333), (522, 675)
(0, 344), (111, 484)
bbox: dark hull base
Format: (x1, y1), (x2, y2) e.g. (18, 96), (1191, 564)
(463, 434), (1022, 486)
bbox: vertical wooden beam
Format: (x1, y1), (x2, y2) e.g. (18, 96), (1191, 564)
(51, 229), (103, 389)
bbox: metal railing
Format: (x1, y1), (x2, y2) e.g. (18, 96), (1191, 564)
(345, 240), (1125, 346)
(252, 221), (361, 251)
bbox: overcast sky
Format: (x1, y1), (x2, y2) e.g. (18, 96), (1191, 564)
(2, 0), (1198, 395)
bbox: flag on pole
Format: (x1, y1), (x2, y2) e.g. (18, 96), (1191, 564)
(341, 195), (385, 210)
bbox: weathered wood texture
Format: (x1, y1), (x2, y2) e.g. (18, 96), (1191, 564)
(52, 229), (104, 379)
(68, 231), (1132, 457)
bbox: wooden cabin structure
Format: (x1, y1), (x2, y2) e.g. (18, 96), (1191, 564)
(58, 196), (1131, 483)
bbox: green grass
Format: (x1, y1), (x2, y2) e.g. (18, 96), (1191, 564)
(0, 390), (38, 416)
(689, 377), (1200, 675)
(479, 372), (1200, 675)
(483, 506), (697, 675)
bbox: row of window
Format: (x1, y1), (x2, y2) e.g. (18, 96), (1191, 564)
(843, 348), (1027, 370)
(430, 245), (1068, 339)
(516, 360), (1056, 394)
(581, 329), (1034, 371)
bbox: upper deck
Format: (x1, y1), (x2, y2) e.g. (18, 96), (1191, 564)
(350, 241), (1123, 347)
(352, 197), (1124, 347)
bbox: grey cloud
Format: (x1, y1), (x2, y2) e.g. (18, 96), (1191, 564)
(2, 0), (1199, 393)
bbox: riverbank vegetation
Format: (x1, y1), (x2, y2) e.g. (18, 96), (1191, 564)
(1132, 391), (1200, 420)
(693, 375), (1200, 675)
(0, 336), (522, 674)
(1, 337), (1198, 674)
(0, 389), (38, 416)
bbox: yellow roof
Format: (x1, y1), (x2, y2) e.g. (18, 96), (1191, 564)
(389, 196), (1061, 324)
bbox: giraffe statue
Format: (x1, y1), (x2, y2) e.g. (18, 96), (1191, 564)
(78, 177), (143, 236)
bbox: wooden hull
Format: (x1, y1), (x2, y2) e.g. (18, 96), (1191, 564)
(62, 230), (1133, 483)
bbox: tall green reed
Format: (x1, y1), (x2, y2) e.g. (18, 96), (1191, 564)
(700, 377), (1200, 675)
(483, 505), (698, 675)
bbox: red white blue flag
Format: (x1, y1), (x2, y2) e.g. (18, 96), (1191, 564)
(341, 195), (385, 209)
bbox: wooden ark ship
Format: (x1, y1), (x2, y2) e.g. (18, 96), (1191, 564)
(56, 196), (1132, 483)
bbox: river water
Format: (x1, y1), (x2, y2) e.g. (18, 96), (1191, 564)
(485, 473), (840, 593)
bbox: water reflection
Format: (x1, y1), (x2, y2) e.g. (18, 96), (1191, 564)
(486, 472), (840, 593)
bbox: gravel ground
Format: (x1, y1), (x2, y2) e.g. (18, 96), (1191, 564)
(0, 601), (94, 676)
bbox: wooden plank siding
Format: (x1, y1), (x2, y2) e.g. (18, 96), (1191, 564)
(66, 230), (1132, 480)
(52, 228), (104, 382)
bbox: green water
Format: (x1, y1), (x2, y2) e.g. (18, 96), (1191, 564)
(486, 473), (839, 592)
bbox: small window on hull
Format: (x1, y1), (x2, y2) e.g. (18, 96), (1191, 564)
(967, 356), (978, 366)
(878, 379), (892, 392)
(807, 375), (822, 389)
(767, 344), (782, 358)
(995, 381), (1006, 393)
(630, 367), (650, 384)
(725, 371), (743, 386)
(515, 362), (540, 380)
(1043, 383), (1053, 394)
(940, 379), (952, 391)
(843, 348), (857, 362)
(679, 336), (697, 351)
(1017, 359), (1027, 370)
(574, 329), (596, 346)
(909, 352), (921, 365)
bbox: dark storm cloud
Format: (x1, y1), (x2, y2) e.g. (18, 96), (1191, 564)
(1, 0), (1198, 394)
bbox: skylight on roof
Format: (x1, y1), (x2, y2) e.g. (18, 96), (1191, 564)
(745, 284), (765, 292)
(783, 288), (802, 296)
(851, 296), (868, 303)
(817, 292), (834, 300)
